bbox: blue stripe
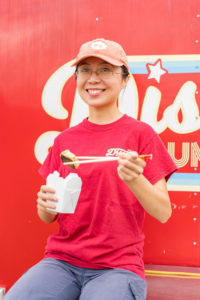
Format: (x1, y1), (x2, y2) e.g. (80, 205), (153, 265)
(129, 61), (200, 74)
(168, 173), (200, 186)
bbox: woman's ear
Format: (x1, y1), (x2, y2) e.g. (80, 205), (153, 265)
(121, 75), (130, 89)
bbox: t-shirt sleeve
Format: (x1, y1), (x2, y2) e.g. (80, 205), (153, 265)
(38, 137), (61, 179)
(140, 127), (177, 185)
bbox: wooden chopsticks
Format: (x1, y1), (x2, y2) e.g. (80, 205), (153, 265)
(63, 154), (152, 166)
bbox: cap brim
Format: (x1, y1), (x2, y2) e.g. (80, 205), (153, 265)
(71, 54), (123, 67)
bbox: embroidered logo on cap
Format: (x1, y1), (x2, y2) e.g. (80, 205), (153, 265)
(91, 41), (107, 50)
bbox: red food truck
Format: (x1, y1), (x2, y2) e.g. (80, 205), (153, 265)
(0, 0), (200, 298)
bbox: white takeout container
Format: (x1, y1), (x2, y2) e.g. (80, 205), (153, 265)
(46, 171), (82, 213)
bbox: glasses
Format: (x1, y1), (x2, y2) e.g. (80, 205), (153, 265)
(76, 67), (124, 80)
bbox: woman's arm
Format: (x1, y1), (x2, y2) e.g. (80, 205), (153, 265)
(37, 185), (58, 224)
(117, 151), (172, 223)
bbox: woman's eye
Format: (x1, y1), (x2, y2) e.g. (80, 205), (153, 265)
(80, 68), (90, 73)
(101, 68), (111, 73)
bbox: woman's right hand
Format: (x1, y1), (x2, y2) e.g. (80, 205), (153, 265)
(37, 185), (58, 223)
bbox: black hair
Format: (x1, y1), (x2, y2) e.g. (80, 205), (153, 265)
(74, 65), (78, 80)
(121, 65), (129, 79)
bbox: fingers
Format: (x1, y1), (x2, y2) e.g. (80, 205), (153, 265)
(37, 185), (58, 214)
(37, 185), (57, 201)
(40, 185), (56, 194)
(118, 151), (146, 170)
(117, 151), (146, 182)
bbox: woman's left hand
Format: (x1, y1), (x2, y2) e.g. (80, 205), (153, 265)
(117, 151), (172, 223)
(117, 151), (146, 182)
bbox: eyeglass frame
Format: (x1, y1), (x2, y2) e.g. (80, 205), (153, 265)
(74, 65), (129, 80)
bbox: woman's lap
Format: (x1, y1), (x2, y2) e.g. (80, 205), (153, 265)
(4, 258), (80, 300)
(4, 258), (146, 300)
(80, 268), (147, 300)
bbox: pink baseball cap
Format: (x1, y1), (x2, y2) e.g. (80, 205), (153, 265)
(72, 38), (129, 71)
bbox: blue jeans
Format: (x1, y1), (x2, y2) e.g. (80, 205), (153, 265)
(4, 258), (147, 300)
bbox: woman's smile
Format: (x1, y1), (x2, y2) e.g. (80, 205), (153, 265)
(86, 88), (106, 96)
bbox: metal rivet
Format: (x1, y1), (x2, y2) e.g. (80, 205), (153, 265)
(193, 217), (197, 221)
(194, 192), (197, 196)
(194, 168), (197, 171)
(193, 242), (197, 245)
(96, 17), (99, 21)
(197, 14), (200, 18)
(195, 40), (199, 43)
(195, 91), (199, 94)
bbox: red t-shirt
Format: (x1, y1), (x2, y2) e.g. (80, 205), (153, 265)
(39, 114), (177, 279)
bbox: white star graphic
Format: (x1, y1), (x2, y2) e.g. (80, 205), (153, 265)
(147, 59), (167, 83)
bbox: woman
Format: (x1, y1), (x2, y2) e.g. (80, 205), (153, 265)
(5, 38), (177, 300)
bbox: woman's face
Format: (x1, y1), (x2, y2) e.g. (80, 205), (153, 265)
(76, 57), (128, 109)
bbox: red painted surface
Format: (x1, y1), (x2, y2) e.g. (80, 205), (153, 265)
(0, 0), (200, 290)
(145, 265), (200, 299)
